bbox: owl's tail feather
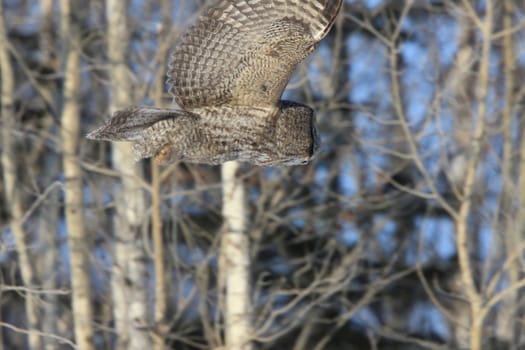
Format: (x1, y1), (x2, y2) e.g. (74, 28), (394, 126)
(87, 106), (193, 141)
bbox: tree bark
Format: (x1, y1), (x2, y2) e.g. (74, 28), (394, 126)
(0, 3), (42, 349)
(39, 0), (60, 348)
(41, 190), (59, 350)
(152, 2), (172, 348)
(106, 0), (151, 348)
(60, 0), (95, 348)
(454, 2), (493, 350)
(220, 161), (252, 350)
(500, 0), (522, 347)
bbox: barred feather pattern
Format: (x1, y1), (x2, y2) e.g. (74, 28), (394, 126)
(87, 0), (341, 166)
(168, 0), (342, 108)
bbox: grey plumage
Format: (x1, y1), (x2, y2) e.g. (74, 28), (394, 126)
(87, 0), (342, 166)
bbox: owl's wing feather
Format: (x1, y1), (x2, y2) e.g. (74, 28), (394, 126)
(86, 106), (197, 141)
(167, 0), (342, 109)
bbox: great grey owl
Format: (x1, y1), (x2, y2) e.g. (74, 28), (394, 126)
(87, 0), (342, 166)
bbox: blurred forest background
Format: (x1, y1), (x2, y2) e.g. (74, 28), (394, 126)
(1, 0), (525, 349)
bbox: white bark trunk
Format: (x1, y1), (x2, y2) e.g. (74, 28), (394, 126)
(106, 0), (151, 348)
(220, 161), (252, 350)
(0, 3), (42, 349)
(60, 0), (95, 348)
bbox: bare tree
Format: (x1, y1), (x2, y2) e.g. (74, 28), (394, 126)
(219, 161), (252, 350)
(60, 0), (95, 348)
(0, 2), (42, 349)
(106, 0), (151, 348)
(39, 1), (60, 348)
(453, 2), (493, 349)
(151, 2), (172, 348)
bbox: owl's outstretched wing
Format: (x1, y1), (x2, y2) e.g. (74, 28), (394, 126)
(167, 0), (342, 110)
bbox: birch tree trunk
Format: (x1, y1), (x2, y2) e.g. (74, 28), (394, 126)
(220, 161), (252, 350)
(454, 2), (493, 350)
(0, 3), (43, 349)
(60, 0), (95, 349)
(152, 2), (172, 348)
(106, 1), (151, 348)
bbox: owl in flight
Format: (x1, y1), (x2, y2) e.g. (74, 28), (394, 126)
(88, 0), (342, 166)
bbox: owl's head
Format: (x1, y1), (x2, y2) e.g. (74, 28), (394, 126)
(274, 100), (320, 166)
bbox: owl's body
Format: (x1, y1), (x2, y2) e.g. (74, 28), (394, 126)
(87, 0), (342, 166)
